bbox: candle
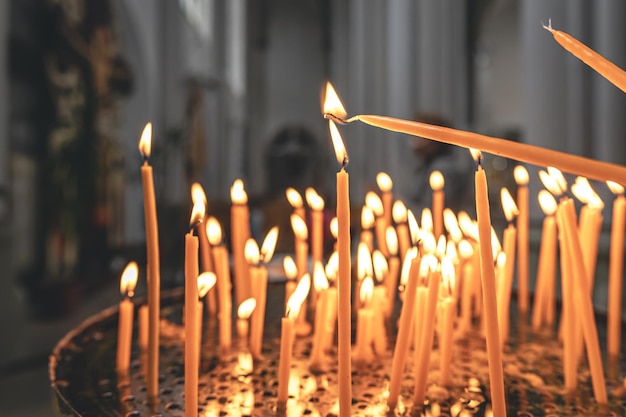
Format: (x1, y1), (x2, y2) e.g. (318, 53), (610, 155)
(138, 304), (148, 351)
(277, 275), (311, 407)
(360, 206), (375, 252)
(430, 171), (445, 239)
(607, 180), (626, 361)
(184, 200), (203, 417)
(197, 272), (217, 363)
(458, 240), (474, 333)
(366, 191), (388, 256)
(421, 208), (433, 236)
(392, 201), (411, 259)
(472, 149), (506, 416)
(439, 258), (456, 387)
(206, 217), (233, 355)
(497, 187), (518, 347)
(231, 179), (251, 307)
(329, 217), (338, 252)
(286, 187), (306, 221)
(310, 263), (330, 369)
(291, 214), (312, 336)
(354, 276), (374, 363)
(514, 166), (529, 315)
(283, 255), (298, 309)
(323, 251), (339, 351)
(376, 172), (394, 227)
(544, 21), (626, 93)
(443, 209), (463, 243)
(531, 191), (558, 331)
(116, 261), (138, 373)
(384, 226), (400, 317)
(236, 298), (256, 348)
(326, 117), (352, 416)
(387, 247), (420, 409)
(191, 183), (217, 317)
(306, 188), (325, 268)
(138, 123), (160, 400)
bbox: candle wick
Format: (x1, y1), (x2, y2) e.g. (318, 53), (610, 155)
(542, 18), (553, 32)
(324, 113), (347, 124)
(142, 154), (149, 164)
(342, 155), (349, 169)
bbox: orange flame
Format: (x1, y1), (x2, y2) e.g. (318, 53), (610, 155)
(441, 257), (455, 294)
(407, 210), (420, 245)
(120, 261), (139, 297)
(328, 120), (348, 166)
(283, 256), (298, 280)
(291, 214), (308, 240)
(372, 250), (388, 283)
(357, 242), (373, 281)
(260, 226), (279, 263)
(365, 191), (383, 216)
(244, 238), (260, 264)
(206, 217), (222, 245)
(325, 251), (339, 283)
(514, 165), (529, 185)
(443, 209), (462, 242)
(607, 180), (625, 195)
(376, 172), (393, 192)
(547, 167), (567, 195)
(138, 122), (152, 158)
(500, 187), (519, 222)
(286, 274), (311, 319)
(538, 190), (558, 216)
(361, 206), (375, 229)
(458, 239), (474, 260)
(386, 226), (398, 256)
(399, 247), (418, 287)
(421, 208), (433, 233)
(230, 179), (248, 204)
(392, 200), (408, 223)
(539, 170), (562, 196)
(329, 217), (338, 239)
(286, 187), (303, 208)
(191, 182), (207, 207)
(572, 177), (604, 209)
(359, 276), (374, 306)
(322, 82), (347, 120)
(238, 298), (256, 320)
(313, 262), (329, 292)
(469, 148), (482, 162)
(190, 199), (205, 228)
(197, 272), (217, 298)
(305, 188), (325, 211)
(429, 170), (445, 191)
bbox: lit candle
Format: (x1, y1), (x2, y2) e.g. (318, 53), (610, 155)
(531, 191), (558, 332)
(607, 180), (626, 361)
(116, 261), (138, 373)
(277, 275), (310, 407)
(324, 109), (352, 414)
(310, 263), (330, 369)
(376, 172), (394, 227)
(283, 255), (298, 309)
(291, 214), (312, 336)
(231, 179), (251, 307)
(323, 251), (339, 352)
(387, 247), (419, 409)
(514, 166), (529, 315)
(392, 201), (411, 259)
(544, 21), (626, 93)
(472, 149), (506, 416)
(197, 272), (217, 363)
(185, 200), (204, 417)
(354, 276), (375, 363)
(366, 191), (388, 256)
(384, 226), (400, 317)
(191, 184), (217, 317)
(306, 188), (325, 268)
(286, 187), (306, 221)
(458, 240), (474, 333)
(206, 217), (233, 356)
(236, 298), (256, 348)
(497, 187), (518, 347)
(439, 258), (456, 387)
(421, 208), (433, 237)
(138, 123), (160, 400)
(430, 171), (445, 239)
(360, 206), (375, 252)
(443, 209), (463, 243)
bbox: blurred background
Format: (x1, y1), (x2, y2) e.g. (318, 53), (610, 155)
(1, 0), (626, 415)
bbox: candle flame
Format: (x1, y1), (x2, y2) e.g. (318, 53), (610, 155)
(458, 211), (479, 241)
(491, 227), (502, 259)
(496, 251), (507, 270)
(328, 120), (348, 167)
(419, 254), (438, 277)
(120, 261), (139, 297)
(283, 255), (298, 280)
(286, 187), (304, 208)
(514, 165), (529, 185)
(237, 298), (256, 319)
(421, 208), (433, 233)
(392, 200), (408, 223)
(386, 226), (399, 256)
(500, 187), (519, 222)
(407, 210), (420, 245)
(190, 199), (205, 229)
(206, 216), (223, 245)
(260, 226), (279, 263)
(365, 191), (384, 216)
(329, 217), (338, 239)
(244, 238), (260, 264)
(421, 231), (436, 254)
(357, 242), (373, 281)
(197, 272), (217, 298)
(138, 122), (152, 158)
(313, 262), (329, 292)
(191, 182), (207, 207)
(372, 250), (388, 283)
(322, 82), (347, 120)
(376, 172), (393, 192)
(291, 214), (309, 240)
(325, 251), (339, 283)
(230, 179), (248, 204)
(399, 247), (418, 287)
(469, 148), (482, 162)
(443, 209), (462, 243)
(572, 177), (604, 209)
(442, 257), (455, 294)
(305, 187), (325, 211)
(538, 190), (558, 216)
(607, 180), (624, 195)
(445, 240), (457, 260)
(359, 276), (374, 306)
(286, 274), (311, 319)
(547, 167), (568, 195)
(436, 235), (447, 258)
(429, 170), (445, 191)
(361, 206), (375, 229)
(458, 239), (474, 259)
(539, 170), (562, 196)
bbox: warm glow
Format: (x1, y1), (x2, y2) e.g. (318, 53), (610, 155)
(357, 242), (373, 280)
(286, 187), (304, 209)
(190, 199), (205, 228)
(244, 238), (260, 264)
(491, 227), (502, 258)
(607, 180), (625, 195)
(191, 182), (207, 207)
(237, 298), (256, 320)
(328, 120), (348, 166)
(230, 179), (248, 204)
(446, 240), (457, 260)
(376, 172), (393, 192)
(361, 206), (375, 229)
(514, 165), (529, 185)
(365, 191), (384, 216)
(329, 217), (338, 239)
(386, 226), (399, 256)
(206, 217), (222, 245)
(359, 276), (374, 306)
(260, 226), (279, 263)
(305, 188), (325, 211)
(458, 211), (478, 241)
(500, 187), (519, 222)
(120, 261), (139, 297)
(469, 148), (482, 162)
(538, 190), (558, 216)
(421, 231), (436, 254)
(429, 170), (445, 191)
(197, 272), (217, 299)
(322, 81), (348, 120)
(496, 251), (507, 271)
(442, 257), (455, 294)
(421, 208), (433, 233)
(372, 250), (388, 283)
(283, 256), (298, 280)
(436, 235), (447, 258)
(138, 122), (152, 158)
(572, 176), (604, 209)
(547, 167), (568, 195)
(291, 214), (309, 240)
(443, 209), (462, 242)
(392, 200), (408, 223)
(539, 170), (562, 196)
(286, 274), (311, 319)
(325, 251), (339, 283)
(458, 239), (474, 260)
(399, 247), (418, 287)
(407, 210), (420, 245)
(420, 254), (438, 277)
(313, 262), (329, 292)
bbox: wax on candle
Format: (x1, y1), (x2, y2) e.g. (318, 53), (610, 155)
(607, 181), (626, 361)
(392, 201), (411, 259)
(514, 166), (530, 315)
(231, 179), (251, 307)
(306, 188), (325, 268)
(138, 123), (160, 401)
(236, 298), (256, 348)
(376, 172), (394, 227)
(429, 171), (445, 239)
(116, 261), (138, 373)
(366, 191), (388, 256)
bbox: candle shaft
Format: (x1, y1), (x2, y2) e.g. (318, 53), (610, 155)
(516, 184), (529, 314)
(277, 317), (295, 405)
(214, 245), (232, 354)
(116, 298), (134, 373)
(197, 221), (217, 315)
(310, 289), (329, 367)
(608, 195), (626, 359)
(138, 304), (148, 351)
(432, 189), (444, 239)
(498, 225), (516, 347)
(231, 204), (250, 306)
(311, 209), (324, 266)
(184, 233), (199, 417)
(439, 297), (456, 386)
(249, 265), (268, 359)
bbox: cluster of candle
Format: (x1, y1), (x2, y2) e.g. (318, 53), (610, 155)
(110, 23), (626, 417)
